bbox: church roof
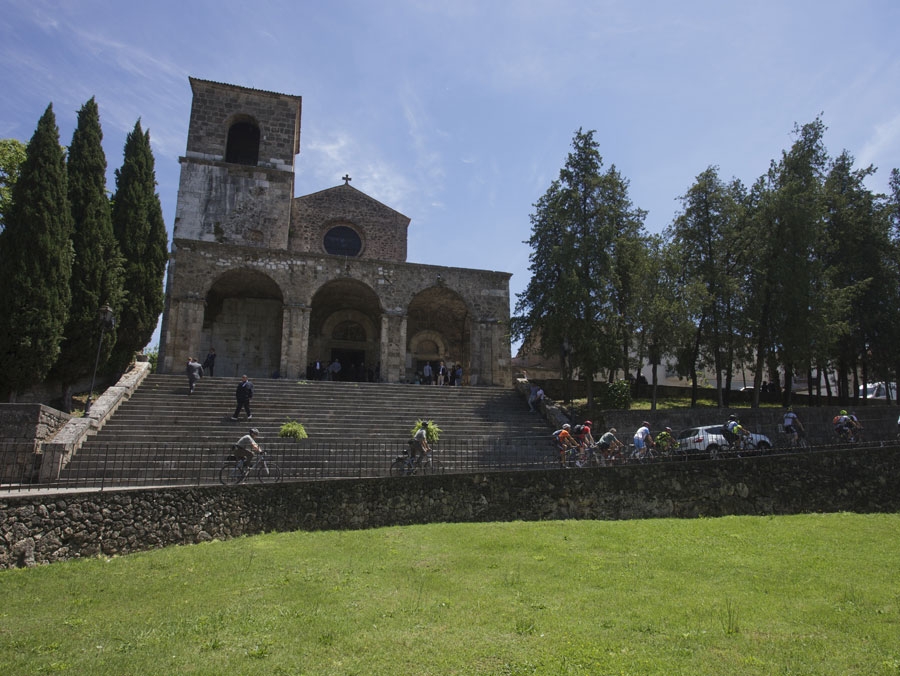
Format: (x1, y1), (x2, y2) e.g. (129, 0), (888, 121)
(295, 183), (411, 223)
(188, 76), (301, 102)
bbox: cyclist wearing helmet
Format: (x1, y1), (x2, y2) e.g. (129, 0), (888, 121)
(553, 423), (579, 467)
(411, 419), (432, 463)
(783, 406), (804, 445)
(574, 420), (595, 448)
(723, 415), (740, 445)
(655, 426), (678, 455)
(833, 409), (859, 441)
(234, 428), (261, 465)
(633, 421), (654, 456)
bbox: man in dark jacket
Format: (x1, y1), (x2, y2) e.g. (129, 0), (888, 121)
(231, 375), (254, 420)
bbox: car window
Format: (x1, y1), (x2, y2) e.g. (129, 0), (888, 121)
(676, 428), (698, 440)
(707, 426), (725, 435)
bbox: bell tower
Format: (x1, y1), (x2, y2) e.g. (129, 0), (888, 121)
(172, 78), (302, 251)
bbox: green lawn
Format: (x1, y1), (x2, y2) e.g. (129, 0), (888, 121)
(1, 513), (898, 675)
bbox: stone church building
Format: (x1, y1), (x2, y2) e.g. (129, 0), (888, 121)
(157, 78), (512, 386)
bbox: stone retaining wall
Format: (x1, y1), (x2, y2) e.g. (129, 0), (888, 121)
(2, 446), (898, 568)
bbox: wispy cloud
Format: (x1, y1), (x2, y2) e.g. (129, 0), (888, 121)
(858, 113), (900, 171)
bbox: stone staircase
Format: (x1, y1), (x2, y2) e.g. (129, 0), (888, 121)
(58, 375), (554, 486)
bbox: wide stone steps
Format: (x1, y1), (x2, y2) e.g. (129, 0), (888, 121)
(59, 374), (554, 484)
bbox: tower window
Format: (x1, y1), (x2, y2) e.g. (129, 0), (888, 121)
(225, 121), (260, 166)
(324, 225), (362, 257)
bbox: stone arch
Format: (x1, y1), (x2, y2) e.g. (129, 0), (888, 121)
(203, 268), (283, 378)
(406, 286), (471, 382)
(309, 279), (383, 381)
(225, 115), (260, 166)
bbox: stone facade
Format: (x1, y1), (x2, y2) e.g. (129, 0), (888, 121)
(158, 78), (512, 385)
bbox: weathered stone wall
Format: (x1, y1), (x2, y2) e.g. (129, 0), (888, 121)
(173, 160), (295, 250)
(160, 239), (512, 385)
(0, 405), (70, 443)
(184, 78), (300, 169)
(2, 446), (897, 568)
(290, 185), (409, 261)
(174, 79), (302, 252)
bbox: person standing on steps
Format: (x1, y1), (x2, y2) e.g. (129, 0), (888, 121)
(231, 374), (254, 420)
(202, 347), (216, 377)
(185, 357), (203, 394)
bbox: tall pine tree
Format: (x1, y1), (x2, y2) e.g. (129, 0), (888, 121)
(513, 129), (647, 409)
(51, 98), (125, 411)
(0, 105), (73, 399)
(110, 120), (168, 373)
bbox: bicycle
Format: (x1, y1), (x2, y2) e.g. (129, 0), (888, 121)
(628, 443), (657, 463)
(783, 426), (809, 450)
(390, 444), (436, 476)
(219, 446), (282, 485)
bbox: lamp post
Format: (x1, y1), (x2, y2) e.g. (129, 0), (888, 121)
(84, 304), (115, 415)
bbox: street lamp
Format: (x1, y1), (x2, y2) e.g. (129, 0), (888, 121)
(84, 304), (115, 414)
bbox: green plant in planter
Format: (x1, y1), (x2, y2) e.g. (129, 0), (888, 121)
(410, 419), (442, 443)
(278, 419), (308, 440)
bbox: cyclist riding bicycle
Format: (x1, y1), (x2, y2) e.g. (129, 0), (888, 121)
(552, 424), (579, 467)
(633, 421), (654, 458)
(833, 410), (860, 442)
(411, 419), (432, 464)
(597, 427), (625, 460)
(233, 428), (261, 466)
(783, 406), (804, 445)
(573, 420), (596, 449)
(655, 427), (678, 455)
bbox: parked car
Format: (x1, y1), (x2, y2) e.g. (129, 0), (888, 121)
(676, 424), (773, 458)
(858, 382), (896, 400)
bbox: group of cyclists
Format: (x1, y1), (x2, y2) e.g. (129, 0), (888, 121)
(551, 404), (870, 468)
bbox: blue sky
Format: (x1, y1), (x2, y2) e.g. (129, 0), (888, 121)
(2, 0), (899, 351)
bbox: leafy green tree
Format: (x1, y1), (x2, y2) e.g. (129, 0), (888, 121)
(513, 129), (647, 409)
(0, 105), (73, 399)
(0, 138), (27, 233)
(822, 151), (895, 404)
(744, 118), (828, 407)
(51, 98), (125, 411)
(638, 234), (695, 410)
(600, 165), (650, 382)
(667, 167), (745, 406)
(110, 120), (168, 373)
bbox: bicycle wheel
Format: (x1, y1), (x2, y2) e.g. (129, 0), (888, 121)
(418, 455), (434, 475)
(390, 457), (411, 476)
(256, 460), (282, 483)
(219, 460), (246, 485)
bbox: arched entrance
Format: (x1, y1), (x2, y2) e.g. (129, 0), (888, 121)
(309, 279), (382, 381)
(407, 286), (471, 383)
(203, 269), (283, 378)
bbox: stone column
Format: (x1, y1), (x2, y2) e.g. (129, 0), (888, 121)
(380, 312), (407, 383)
(280, 304), (310, 379)
(161, 297), (206, 374)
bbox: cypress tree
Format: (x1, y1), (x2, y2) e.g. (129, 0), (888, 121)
(51, 98), (125, 411)
(0, 105), (73, 399)
(109, 120), (168, 372)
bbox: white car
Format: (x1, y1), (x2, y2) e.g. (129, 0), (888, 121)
(676, 424), (772, 458)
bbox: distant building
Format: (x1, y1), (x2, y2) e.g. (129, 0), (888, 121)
(158, 78), (511, 385)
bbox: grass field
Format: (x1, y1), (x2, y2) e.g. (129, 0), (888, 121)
(1, 513), (898, 675)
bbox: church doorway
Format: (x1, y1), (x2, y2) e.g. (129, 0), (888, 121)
(330, 348), (367, 381)
(309, 279), (382, 380)
(407, 286), (471, 383)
